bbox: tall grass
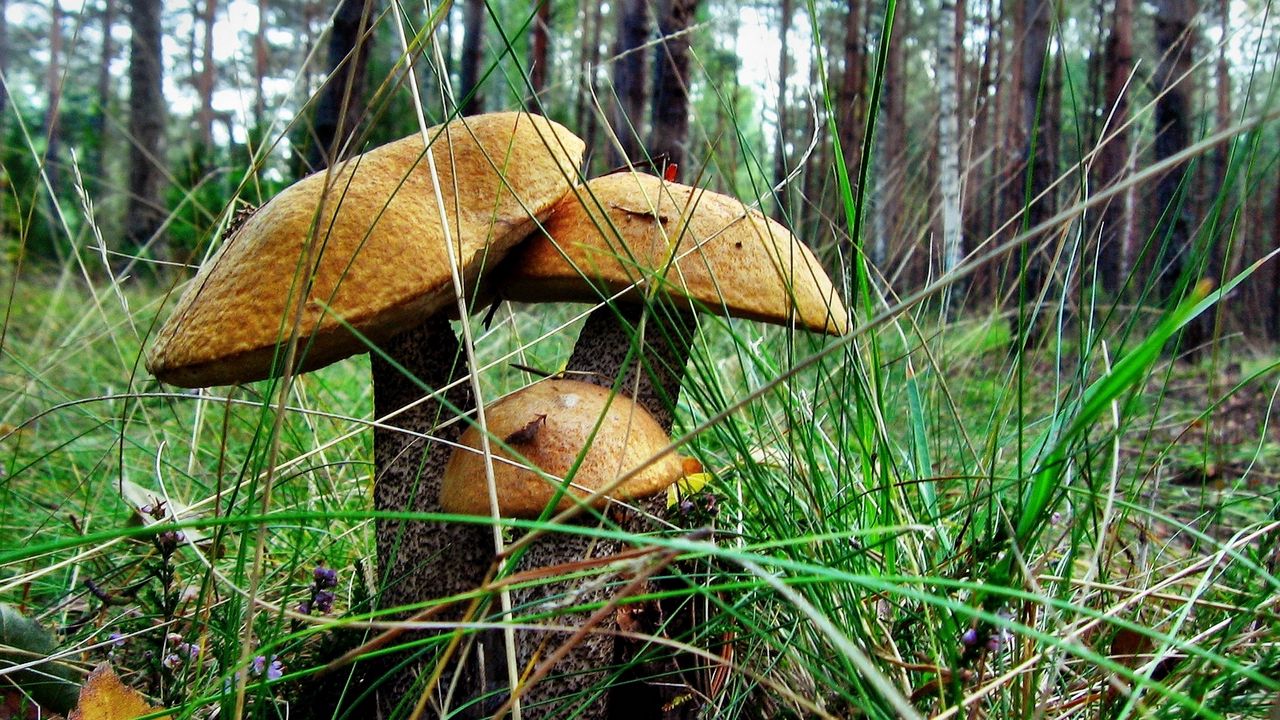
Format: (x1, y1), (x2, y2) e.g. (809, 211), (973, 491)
(2, 1), (1280, 718)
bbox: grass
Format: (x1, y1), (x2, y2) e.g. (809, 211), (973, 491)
(3, 3), (1280, 719)
(4, 258), (1278, 718)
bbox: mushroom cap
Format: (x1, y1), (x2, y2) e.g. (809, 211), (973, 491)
(440, 379), (681, 518)
(146, 112), (585, 387)
(500, 172), (849, 335)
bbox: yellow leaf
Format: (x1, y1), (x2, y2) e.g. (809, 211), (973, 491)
(69, 665), (167, 720)
(666, 472), (713, 508)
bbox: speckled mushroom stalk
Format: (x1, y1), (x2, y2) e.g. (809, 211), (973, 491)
(367, 318), (499, 713)
(567, 301), (698, 431)
(143, 113), (585, 716)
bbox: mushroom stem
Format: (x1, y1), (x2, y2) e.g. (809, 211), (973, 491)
(567, 302), (698, 433)
(370, 314), (499, 715)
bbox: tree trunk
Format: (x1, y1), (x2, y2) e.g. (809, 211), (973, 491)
(649, 0), (697, 171)
(1272, 173), (1280, 340)
(1010, 0), (1056, 345)
(609, 0), (650, 167)
(45, 0), (64, 195)
(309, 0), (377, 170)
(936, 0), (963, 313)
(963, 0), (996, 264)
(1212, 0), (1231, 282)
(873, 3), (906, 267)
(1098, 0), (1135, 293)
(994, 0), (1025, 292)
(772, 0), (792, 219)
(528, 0), (551, 107)
(1152, 0), (1197, 301)
(196, 0), (218, 153)
(1153, 0), (1203, 355)
(579, 0), (605, 172)
(254, 0), (268, 128)
(93, 0), (117, 186)
(837, 0), (864, 183)
(573, 0), (593, 131)
(0, 0), (8, 121)
(460, 0), (486, 115)
(125, 0), (168, 260)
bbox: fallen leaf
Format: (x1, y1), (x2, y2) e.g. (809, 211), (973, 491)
(68, 665), (166, 720)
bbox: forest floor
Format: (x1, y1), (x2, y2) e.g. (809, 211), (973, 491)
(1123, 356), (1279, 548)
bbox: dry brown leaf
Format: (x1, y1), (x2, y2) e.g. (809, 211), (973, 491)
(68, 665), (166, 720)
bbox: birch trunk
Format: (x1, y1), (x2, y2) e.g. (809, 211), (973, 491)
(936, 0), (963, 313)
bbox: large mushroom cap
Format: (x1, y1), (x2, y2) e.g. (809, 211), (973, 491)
(500, 172), (849, 335)
(147, 112), (585, 387)
(440, 379), (681, 518)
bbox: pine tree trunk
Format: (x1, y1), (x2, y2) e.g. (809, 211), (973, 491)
(93, 0), (116, 186)
(460, 0), (486, 114)
(579, 0), (605, 173)
(837, 0), (864, 182)
(0, 0), (8, 121)
(1011, 0), (1056, 345)
(1152, 0), (1197, 301)
(309, 0), (377, 170)
(772, 0), (792, 218)
(964, 0), (996, 264)
(1153, 0), (1203, 355)
(197, 0), (218, 153)
(528, 0), (551, 107)
(1098, 0), (1134, 293)
(873, 3), (906, 268)
(125, 0), (168, 261)
(254, 0), (268, 128)
(649, 0), (697, 171)
(609, 0), (650, 167)
(1271, 174), (1280, 340)
(45, 0), (63, 195)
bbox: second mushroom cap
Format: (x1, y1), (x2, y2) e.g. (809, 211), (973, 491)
(500, 172), (849, 335)
(441, 379), (682, 518)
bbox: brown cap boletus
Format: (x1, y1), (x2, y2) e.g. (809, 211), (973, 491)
(441, 379), (681, 518)
(147, 111), (585, 387)
(498, 171), (848, 429)
(142, 112), (585, 716)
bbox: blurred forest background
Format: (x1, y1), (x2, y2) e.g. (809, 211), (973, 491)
(2, 0), (1278, 344)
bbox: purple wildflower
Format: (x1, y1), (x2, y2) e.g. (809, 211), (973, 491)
(251, 655), (284, 682)
(300, 562), (341, 615)
(313, 565), (338, 589)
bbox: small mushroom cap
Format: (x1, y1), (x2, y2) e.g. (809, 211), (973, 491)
(500, 172), (849, 335)
(147, 112), (585, 387)
(440, 379), (682, 518)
